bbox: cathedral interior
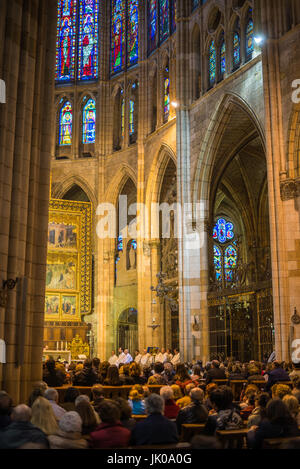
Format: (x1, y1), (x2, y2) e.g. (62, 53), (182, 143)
(1, 0), (300, 403)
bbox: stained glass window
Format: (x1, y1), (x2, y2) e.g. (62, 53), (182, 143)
(56, 0), (77, 82)
(78, 0), (99, 81)
(246, 19), (254, 59)
(127, 0), (139, 67)
(148, 0), (158, 54)
(225, 245), (238, 282)
(129, 99), (135, 135)
(164, 76), (170, 121)
(121, 98), (125, 138)
(192, 0), (199, 11)
(209, 40), (216, 87)
(233, 32), (241, 68)
(160, 0), (170, 43)
(212, 218), (238, 284)
(59, 101), (72, 145)
(171, 0), (176, 34)
(220, 37), (226, 76)
(83, 98), (96, 144)
(214, 245), (222, 282)
(213, 218), (234, 244)
(111, 0), (126, 74)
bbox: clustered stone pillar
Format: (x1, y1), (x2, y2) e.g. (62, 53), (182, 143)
(0, 0), (57, 403)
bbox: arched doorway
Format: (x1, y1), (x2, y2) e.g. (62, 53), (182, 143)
(117, 308), (138, 353)
(205, 103), (274, 362)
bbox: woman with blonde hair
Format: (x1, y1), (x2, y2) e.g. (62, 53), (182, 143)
(171, 384), (183, 401)
(31, 396), (58, 436)
(283, 395), (300, 425)
(128, 389), (146, 415)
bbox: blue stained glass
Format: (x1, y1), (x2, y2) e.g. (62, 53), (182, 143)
(111, 0), (126, 74)
(171, 0), (176, 33)
(233, 32), (240, 67)
(128, 0), (139, 67)
(83, 98), (96, 143)
(209, 40), (216, 86)
(56, 0), (77, 82)
(148, 0), (158, 54)
(159, 0), (169, 43)
(225, 245), (237, 282)
(213, 218), (234, 244)
(192, 0), (199, 11)
(246, 19), (254, 58)
(59, 101), (72, 146)
(214, 245), (222, 282)
(78, 0), (99, 81)
(220, 38), (226, 75)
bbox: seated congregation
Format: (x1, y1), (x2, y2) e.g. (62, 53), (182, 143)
(1, 358), (300, 449)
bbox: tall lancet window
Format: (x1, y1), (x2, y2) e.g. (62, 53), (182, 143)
(59, 101), (73, 146)
(220, 36), (226, 78)
(127, 0), (139, 68)
(56, 0), (78, 82)
(213, 218), (238, 285)
(77, 0), (99, 81)
(233, 32), (241, 69)
(164, 66), (170, 122)
(246, 18), (254, 60)
(83, 98), (96, 144)
(209, 40), (216, 87)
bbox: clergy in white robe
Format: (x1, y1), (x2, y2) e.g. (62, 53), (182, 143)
(108, 351), (119, 366)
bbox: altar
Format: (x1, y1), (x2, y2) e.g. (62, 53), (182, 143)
(43, 350), (71, 363)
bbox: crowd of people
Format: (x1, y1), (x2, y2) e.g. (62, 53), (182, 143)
(1, 349), (300, 449)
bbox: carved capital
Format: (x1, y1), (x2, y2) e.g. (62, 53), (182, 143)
(280, 179), (300, 201)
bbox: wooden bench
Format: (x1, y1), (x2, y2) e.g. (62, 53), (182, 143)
(181, 424), (206, 442)
(132, 415), (147, 422)
(263, 436), (300, 449)
(216, 428), (249, 449)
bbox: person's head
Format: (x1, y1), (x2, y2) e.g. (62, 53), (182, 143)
(75, 363), (84, 372)
(98, 401), (121, 424)
(27, 388), (44, 408)
(231, 364), (242, 374)
(171, 384), (183, 400)
(99, 361), (110, 378)
(129, 362), (141, 378)
(31, 397), (58, 435)
(114, 397), (132, 421)
(272, 361), (282, 370)
(75, 394), (90, 406)
(256, 392), (271, 409)
(44, 388), (59, 403)
(271, 383), (291, 400)
(190, 388), (204, 404)
(244, 384), (259, 400)
(164, 362), (174, 373)
(184, 383), (196, 396)
(92, 385), (104, 400)
(129, 390), (142, 402)
(175, 363), (190, 381)
(143, 349), (148, 355)
(206, 383), (218, 397)
(106, 365), (120, 384)
(160, 386), (174, 401)
(45, 359), (56, 373)
(92, 357), (100, 369)
(210, 386), (233, 411)
(151, 362), (163, 374)
(11, 405), (32, 422)
(33, 381), (48, 393)
(134, 350), (140, 357)
(111, 350), (115, 356)
(248, 364), (260, 377)
(142, 366), (152, 379)
(0, 391), (13, 416)
(75, 399), (97, 428)
(174, 349), (179, 355)
(83, 359), (93, 369)
(132, 384), (144, 396)
(145, 393), (164, 416)
(118, 347), (123, 354)
(212, 360), (220, 369)
(59, 411), (82, 434)
(142, 385), (150, 397)
(161, 348), (166, 354)
(64, 387), (80, 403)
(124, 349), (129, 355)
(192, 365), (202, 377)
(282, 395), (300, 417)
(266, 398), (293, 424)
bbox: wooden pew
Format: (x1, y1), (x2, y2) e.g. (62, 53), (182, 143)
(181, 424), (206, 442)
(263, 436), (300, 449)
(216, 428), (249, 449)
